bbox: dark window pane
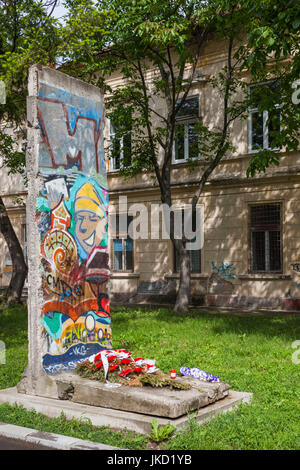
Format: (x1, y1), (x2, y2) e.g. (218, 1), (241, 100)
(113, 239), (123, 270)
(269, 231), (281, 271)
(251, 231), (265, 271)
(188, 123), (199, 159)
(114, 152), (121, 170)
(251, 204), (280, 227)
(175, 247), (201, 273)
(125, 237), (133, 271)
(268, 108), (280, 149)
(250, 204), (282, 273)
(251, 112), (264, 149)
(190, 249), (201, 272)
(112, 136), (121, 169)
(175, 125), (185, 160)
(123, 132), (132, 167)
(176, 96), (199, 118)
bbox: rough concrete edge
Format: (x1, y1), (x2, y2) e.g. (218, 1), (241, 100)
(18, 66), (59, 399)
(0, 422), (123, 450)
(175, 391), (253, 431)
(32, 64), (104, 102)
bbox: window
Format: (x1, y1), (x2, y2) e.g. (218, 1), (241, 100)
(4, 244), (12, 266)
(174, 241), (201, 273)
(112, 215), (133, 271)
(109, 120), (132, 171)
(248, 81), (281, 152)
(249, 203), (282, 272)
(173, 95), (200, 163)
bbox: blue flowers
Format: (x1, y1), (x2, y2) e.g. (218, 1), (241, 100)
(180, 366), (220, 383)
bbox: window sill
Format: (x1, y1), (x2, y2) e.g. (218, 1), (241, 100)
(239, 274), (291, 280)
(171, 158), (201, 167)
(111, 272), (140, 279)
(247, 148), (280, 155)
(165, 273), (209, 279)
(165, 273), (292, 281)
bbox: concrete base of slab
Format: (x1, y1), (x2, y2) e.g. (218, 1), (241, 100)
(0, 386), (252, 435)
(54, 372), (230, 419)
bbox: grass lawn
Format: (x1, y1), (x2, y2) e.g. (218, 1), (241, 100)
(0, 302), (299, 450)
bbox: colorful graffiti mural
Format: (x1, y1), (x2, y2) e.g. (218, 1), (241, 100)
(36, 81), (110, 374)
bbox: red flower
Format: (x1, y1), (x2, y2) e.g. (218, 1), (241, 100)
(94, 350), (113, 362)
(108, 355), (118, 362)
(133, 367), (143, 373)
(119, 368), (133, 376)
(133, 358), (144, 362)
(95, 361), (103, 370)
(109, 365), (119, 372)
(121, 358), (133, 364)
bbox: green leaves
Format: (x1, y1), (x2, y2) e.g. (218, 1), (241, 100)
(149, 419), (175, 442)
(246, 149), (280, 178)
(0, 0), (61, 171)
(0, 131), (25, 175)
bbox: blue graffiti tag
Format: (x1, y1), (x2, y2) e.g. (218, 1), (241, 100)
(212, 261), (236, 280)
(59, 289), (71, 302)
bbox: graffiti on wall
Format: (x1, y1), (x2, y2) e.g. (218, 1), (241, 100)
(211, 262), (236, 280)
(291, 263), (300, 273)
(208, 262), (236, 295)
(36, 82), (111, 373)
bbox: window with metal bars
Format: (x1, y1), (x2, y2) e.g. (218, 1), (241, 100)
(174, 240), (201, 273)
(249, 204), (282, 272)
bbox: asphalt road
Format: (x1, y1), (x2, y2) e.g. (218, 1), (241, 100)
(0, 436), (53, 450)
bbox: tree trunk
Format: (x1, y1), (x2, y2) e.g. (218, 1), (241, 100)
(0, 195), (27, 303)
(173, 239), (190, 314)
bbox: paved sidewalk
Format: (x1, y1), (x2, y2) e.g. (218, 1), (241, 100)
(0, 422), (123, 450)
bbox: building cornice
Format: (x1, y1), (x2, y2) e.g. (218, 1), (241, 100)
(108, 165), (300, 197)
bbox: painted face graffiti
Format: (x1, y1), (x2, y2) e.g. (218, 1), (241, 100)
(74, 183), (107, 258)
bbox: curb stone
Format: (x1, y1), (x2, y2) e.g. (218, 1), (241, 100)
(0, 422), (124, 450)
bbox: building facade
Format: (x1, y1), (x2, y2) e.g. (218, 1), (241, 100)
(0, 167), (27, 290)
(1, 37), (300, 310)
